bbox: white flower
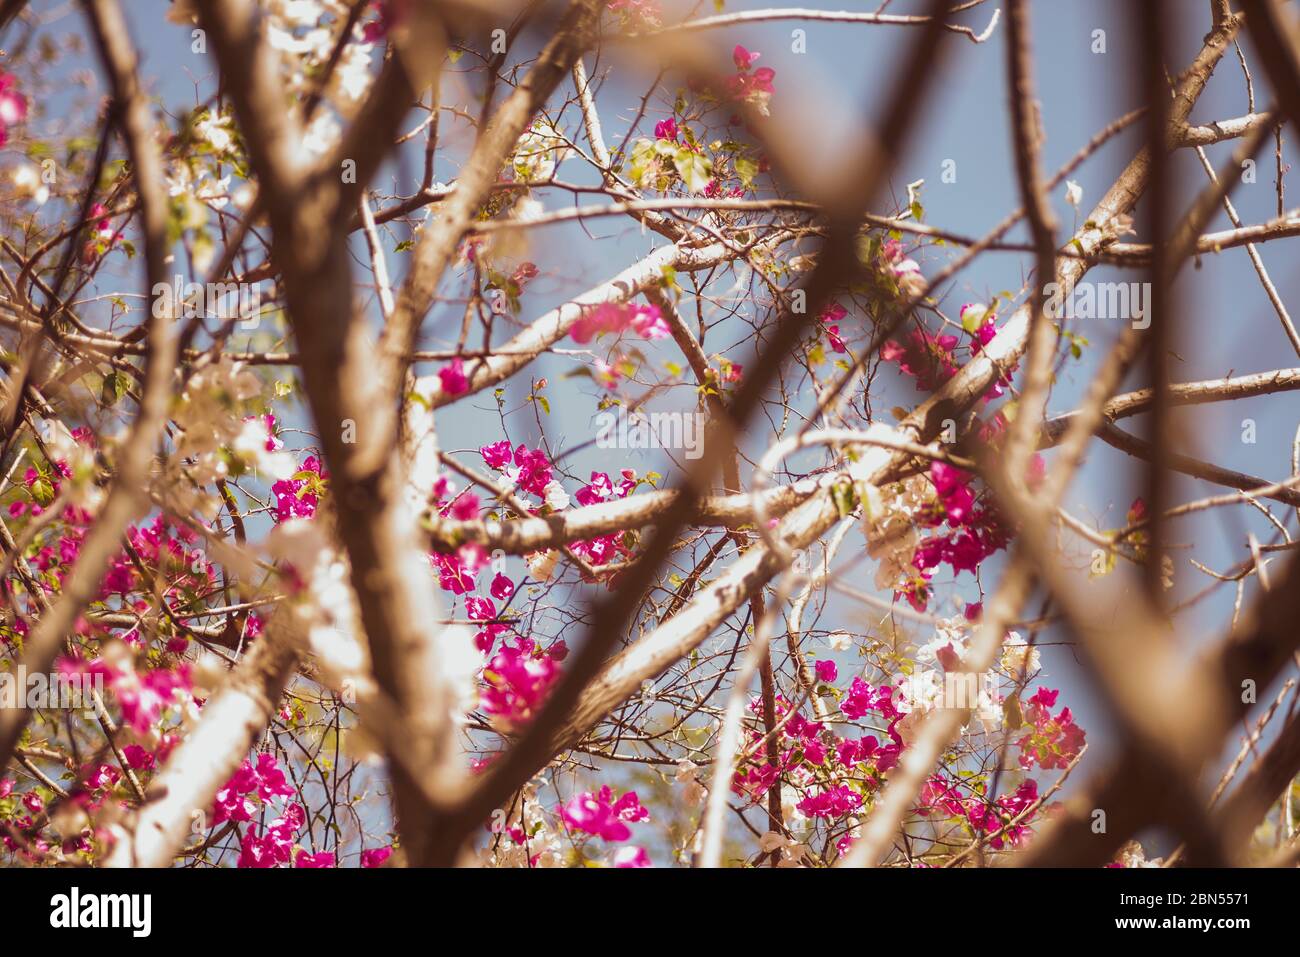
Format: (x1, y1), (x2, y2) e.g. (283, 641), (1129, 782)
(826, 630), (853, 652)
(893, 670), (942, 716)
(759, 831), (788, 853)
(267, 24), (316, 54)
(891, 258), (927, 298)
(195, 113), (233, 153)
(232, 418), (295, 480)
(526, 549), (559, 581)
(1065, 180), (1084, 208)
(1117, 840), (1163, 868)
(542, 480), (570, 511)
(12, 164), (49, 205)
(512, 121), (570, 183)
(1000, 630), (1041, 678)
(333, 40), (374, 103)
(309, 623), (367, 688)
(300, 111), (340, 159)
(278, 0), (325, 28)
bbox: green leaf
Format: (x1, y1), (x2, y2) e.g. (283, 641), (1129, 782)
(830, 480), (857, 518)
(101, 371), (127, 406)
(734, 155), (758, 188)
(673, 148), (713, 194)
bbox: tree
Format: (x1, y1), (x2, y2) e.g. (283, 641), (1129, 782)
(0, 0), (1297, 869)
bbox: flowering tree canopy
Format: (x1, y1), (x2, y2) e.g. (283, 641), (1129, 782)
(0, 0), (1298, 872)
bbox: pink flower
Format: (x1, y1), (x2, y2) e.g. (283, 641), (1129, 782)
(104, 665), (191, 735)
(570, 302), (668, 344)
(654, 117), (679, 141)
(271, 456), (326, 523)
(449, 492), (480, 521)
(361, 846), (393, 868)
(294, 850), (336, 868)
(438, 358), (470, 396)
(559, 785), (649, 842)
(490, 573), (515, 601)
(0, 71), (27, 147)
(1017, 687), (1086, 770)
(796, 783), (863, 819)
(841, 676), (900, 722)
(465, 595), (496, 622)
(733, 44), (760, 70)
(480, 440), (513, 470)
(510, 444), (554, 498)
(835, 735), (878, 767)
(967, 779), (1039, 848)
(480, 638), (559, 729)
(814, 659), (838, 683)
(83, 763), (121, 791)
(213, 786), (256, 825)
(725, 47), (777, 114)
(918, 775), (966, 818)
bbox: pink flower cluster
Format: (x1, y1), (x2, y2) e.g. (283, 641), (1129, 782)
(726, 45), (776, 115)
(570, 302), (670, 344)
(558, 785), (651, 867)
(839, 677), (904, 772)
(480, 638), (561, 729)
(898, 462), (1013, 612)
(271, 455), (326, 522)
(821, 302), (848, 353)
(238, 802), (304, 868)
(569, 471), (637, 569)
(62, 657), (192, 736)
(213, 752), (297, 825)
(920, 775), (1040, 849)
(480, 440), (553, 498)
(732, 690), (898, 816)
(796, 784), (863, 820)
(559, 785), (649, 841)
(1017, 687), (1086, 770)
(881, 303), (1007, 400)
